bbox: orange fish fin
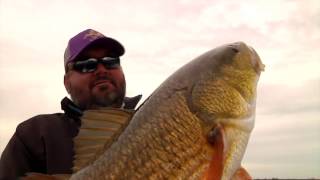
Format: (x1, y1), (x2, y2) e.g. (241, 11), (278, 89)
(73, 108), (134, 172)
(22, 173), (70, 180)
(202, 125), (224, 180)
(231, 166), (252, 180)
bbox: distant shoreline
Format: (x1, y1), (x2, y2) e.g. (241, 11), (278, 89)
(254, 179), (319, 180)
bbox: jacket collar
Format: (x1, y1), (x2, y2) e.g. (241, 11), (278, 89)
(61, 95), (142, 119)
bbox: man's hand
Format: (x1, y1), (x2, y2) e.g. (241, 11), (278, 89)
(21, 173), (70, 180)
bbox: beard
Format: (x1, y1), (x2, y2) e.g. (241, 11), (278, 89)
(68, 70), (126, 110)
(91, 82), (126, 108)
(69, 79), (126, 110)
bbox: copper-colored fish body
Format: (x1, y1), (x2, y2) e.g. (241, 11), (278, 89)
(70, 42), (263, 180)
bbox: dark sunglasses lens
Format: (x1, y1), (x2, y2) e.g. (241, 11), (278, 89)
(72, 57), (120, 73)
(101, 58), (120, 69)
(73, 59), (98, 73)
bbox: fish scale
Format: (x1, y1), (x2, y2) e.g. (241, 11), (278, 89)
(165, 94), (209, 178)
(64, 42), (264, 180)
(139, 99), (207, 179)
(83, 91), (203, 179)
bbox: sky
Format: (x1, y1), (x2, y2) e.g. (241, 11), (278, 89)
(0, 0), (319, 178)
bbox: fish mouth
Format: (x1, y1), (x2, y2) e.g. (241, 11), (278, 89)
(249, 47), (265, 73)
(229, 42), (265, 74)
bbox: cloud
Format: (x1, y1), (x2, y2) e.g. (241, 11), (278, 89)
(242, 79), (320, 178)
(244, 162), (320, 179)
(0, 0), (319, 178)
(244, 111), (320, 178)
(257, 79), (320, 115)
(0, 118), (21, 153)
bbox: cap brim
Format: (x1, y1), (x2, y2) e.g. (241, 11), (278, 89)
(81, 37), (125, 57)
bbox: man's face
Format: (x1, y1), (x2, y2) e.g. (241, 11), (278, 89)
(64, 47), (126, 110)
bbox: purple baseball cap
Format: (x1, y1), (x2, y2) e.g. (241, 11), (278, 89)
(64, 29), (125, 68)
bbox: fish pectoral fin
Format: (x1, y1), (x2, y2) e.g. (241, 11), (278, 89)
(231, 166), (252, 180)
(202, 125), (224, 180)
(73, 108), (134, 172)
(21, 173), (70, 180)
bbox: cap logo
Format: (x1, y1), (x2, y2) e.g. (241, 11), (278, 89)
(83, 29), (104, 41)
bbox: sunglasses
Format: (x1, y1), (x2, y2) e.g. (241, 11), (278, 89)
(70, 57), (120, 73)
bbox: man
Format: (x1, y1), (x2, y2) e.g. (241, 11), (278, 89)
(0, 29), (141, 179)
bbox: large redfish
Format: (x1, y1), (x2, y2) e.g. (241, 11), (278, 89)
(26, 42), (264, 180)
